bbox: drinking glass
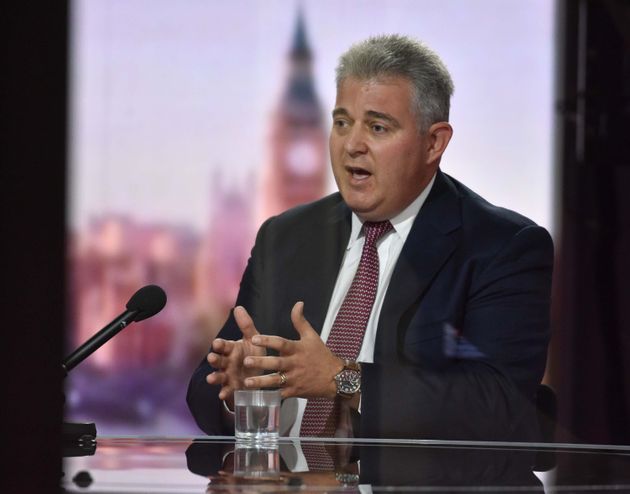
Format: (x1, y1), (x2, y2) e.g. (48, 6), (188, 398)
(234, 389), (281, 442)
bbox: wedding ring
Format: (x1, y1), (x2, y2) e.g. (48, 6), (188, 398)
(278, 371), (288, 386)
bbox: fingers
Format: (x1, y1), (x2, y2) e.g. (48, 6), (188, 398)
(206, 372), (235, 401)
(244, 372), (288, 390)
(218, 387), (232, 401)
(290, 301), (314, 337)
(211, 338), (235, 356)
(209, 368), (287, 399)
(243, 355), (285, 371)
(205, 370), (227, 386)
(206, 371), (232, 400)
(207, 352), (229, 370)
(207, 340), (238, 367)
(251, 334), (294, 353)
(233, 306), (259, 339)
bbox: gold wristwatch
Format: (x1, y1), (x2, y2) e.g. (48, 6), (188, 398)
(333, 359), (361, 399)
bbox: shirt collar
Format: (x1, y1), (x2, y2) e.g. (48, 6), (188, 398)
(347, 172), (437, 250)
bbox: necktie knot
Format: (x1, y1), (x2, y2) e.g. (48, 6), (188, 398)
(363, 220), (393, 246)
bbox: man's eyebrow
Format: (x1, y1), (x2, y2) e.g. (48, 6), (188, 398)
(332, 108), (400, 127)
(365, 110), (400, 127)
(332, 108), (349, 118)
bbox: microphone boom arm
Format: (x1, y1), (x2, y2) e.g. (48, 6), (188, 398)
(62, 309), (139, 376)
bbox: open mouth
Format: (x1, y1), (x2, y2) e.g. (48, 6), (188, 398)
(346, 166), (372, 180)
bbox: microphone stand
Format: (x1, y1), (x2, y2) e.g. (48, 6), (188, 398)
(60, 285), (166, 456)
(61, 310), (138, 451)
(62, 364), (97, 455)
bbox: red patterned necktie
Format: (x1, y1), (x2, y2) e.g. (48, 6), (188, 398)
(300, 220), (393, 437)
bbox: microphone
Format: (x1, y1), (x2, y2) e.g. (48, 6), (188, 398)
(62, 284), (167, 375)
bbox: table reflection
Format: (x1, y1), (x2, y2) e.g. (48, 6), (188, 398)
(62, 437), (630, 493)
(186, 439), (540, 492)
(186, 440), (360, 492)
(232, 443), (280, 479)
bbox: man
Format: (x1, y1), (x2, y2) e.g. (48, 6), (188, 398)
(187, 34), (553, 440)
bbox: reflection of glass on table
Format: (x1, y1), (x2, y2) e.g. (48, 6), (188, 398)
(233, 443), (280, 479)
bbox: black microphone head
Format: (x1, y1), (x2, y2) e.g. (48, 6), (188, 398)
(126, 285), (167, 322)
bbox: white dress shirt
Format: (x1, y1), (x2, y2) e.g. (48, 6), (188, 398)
(285, 173), (437, 437)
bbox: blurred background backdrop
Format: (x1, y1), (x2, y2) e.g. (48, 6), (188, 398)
(65, 0), (555, 435)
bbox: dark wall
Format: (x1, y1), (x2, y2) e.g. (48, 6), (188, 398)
(2, 2), (68, 492)
(552, 0), (630, 445)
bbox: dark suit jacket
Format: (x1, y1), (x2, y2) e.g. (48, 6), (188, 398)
(187, 170), (554, 440)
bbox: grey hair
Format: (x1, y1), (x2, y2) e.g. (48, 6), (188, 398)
(335, 34), (454, 132)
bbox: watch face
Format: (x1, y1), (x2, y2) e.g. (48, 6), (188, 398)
(336, 369), (360, 394)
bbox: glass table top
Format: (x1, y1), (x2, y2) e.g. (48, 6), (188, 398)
(62, 436), (630, 493)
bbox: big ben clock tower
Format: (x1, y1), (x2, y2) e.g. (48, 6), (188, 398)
(259, 11), (328, 222)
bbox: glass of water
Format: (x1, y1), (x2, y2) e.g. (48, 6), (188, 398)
(234, 389), (281, 442)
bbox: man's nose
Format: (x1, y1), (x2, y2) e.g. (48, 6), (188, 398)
(344, 127), (368, 156)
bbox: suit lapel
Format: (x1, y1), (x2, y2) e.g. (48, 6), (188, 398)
(375, 171), (462, 362)
(284, 197), (351, 336)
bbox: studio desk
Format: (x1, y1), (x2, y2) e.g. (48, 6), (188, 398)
(62, 436), (630, 493)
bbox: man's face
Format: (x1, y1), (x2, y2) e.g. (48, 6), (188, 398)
(330, 76), (443, 222)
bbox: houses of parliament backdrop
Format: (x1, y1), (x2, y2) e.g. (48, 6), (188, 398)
(65, 0), (554, 434)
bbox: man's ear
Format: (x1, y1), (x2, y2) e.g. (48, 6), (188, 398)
(426, 122), (453, 165)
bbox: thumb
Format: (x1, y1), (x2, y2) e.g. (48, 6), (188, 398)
(233, 306), (259, 339)
(291, 301), (314, 338)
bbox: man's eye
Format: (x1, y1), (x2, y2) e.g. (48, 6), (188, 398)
(371, 124), (387, 133)
(334, 119), (349, 128)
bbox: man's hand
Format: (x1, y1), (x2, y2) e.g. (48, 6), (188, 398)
(205, 306), (266, 407)
(242, 301), (344, 399)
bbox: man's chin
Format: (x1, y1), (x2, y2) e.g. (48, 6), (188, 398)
(339, 190), (385, 219)
(348, 204), (388, 223)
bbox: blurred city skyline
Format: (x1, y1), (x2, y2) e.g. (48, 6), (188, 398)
(70, 0), (554, 234)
